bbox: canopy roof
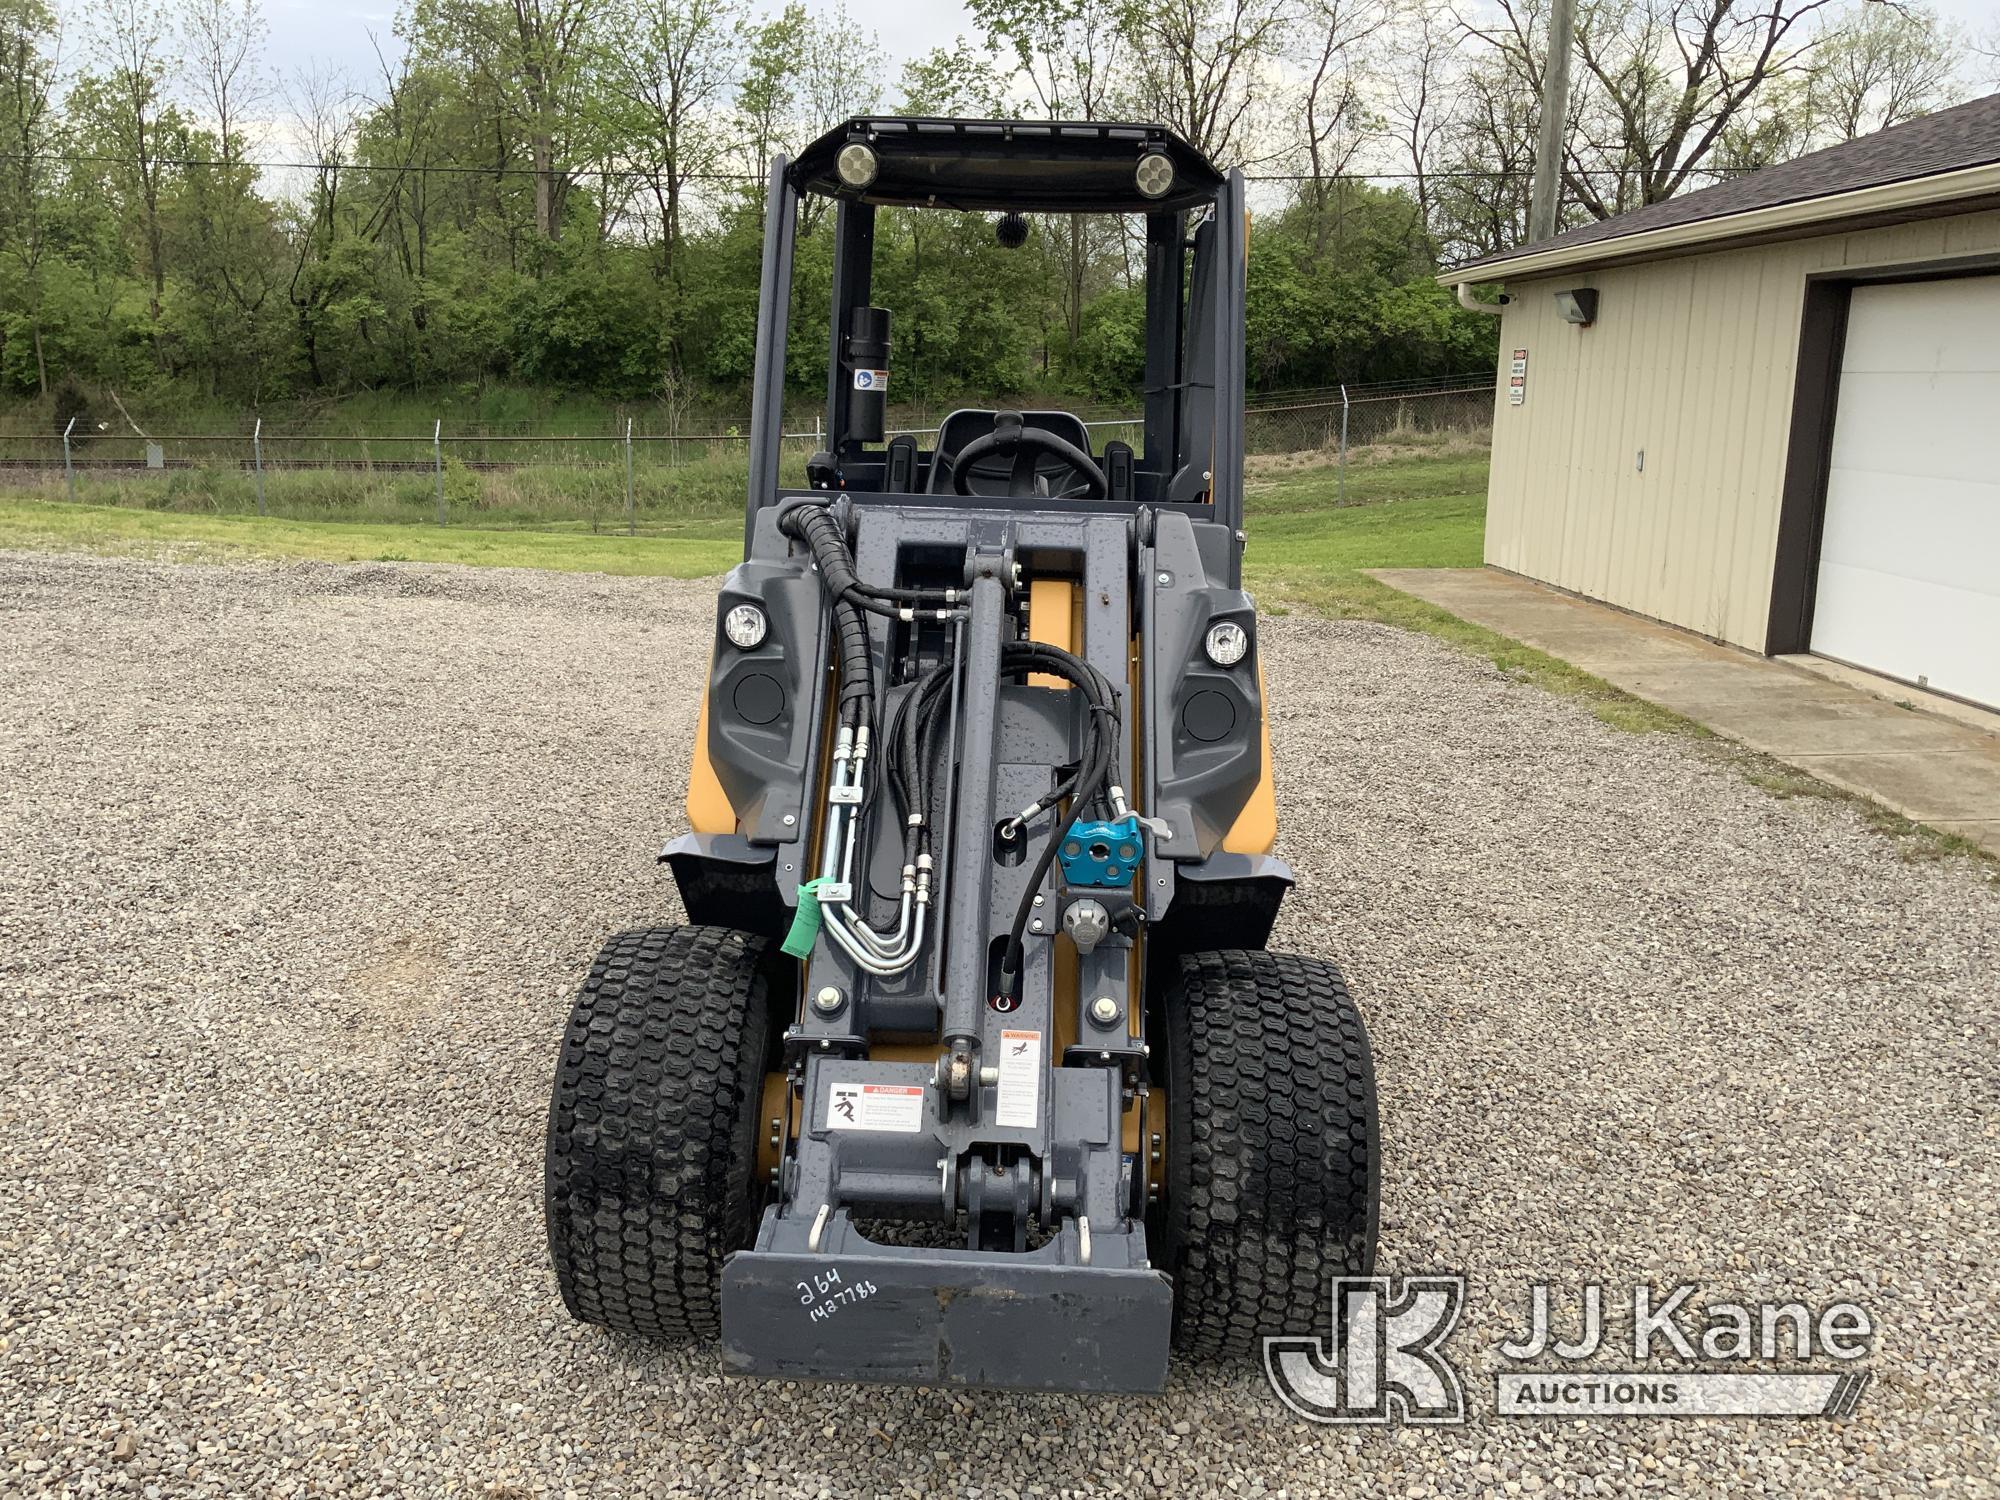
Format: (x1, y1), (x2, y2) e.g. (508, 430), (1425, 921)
(789, 116), (1225, 215)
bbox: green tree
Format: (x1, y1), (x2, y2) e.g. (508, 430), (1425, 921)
(0, 0), (1557, 413)
(897, 45), (1004, 117)
(968, 0), (1128, 367)
(405, 0), (609, 253)
(1804, 0), (1959, 142)
(971, 0), (1127, 118)
(735, 0), (804, 181)
(607, 0), (745, 294)
(0, 0), (61, 393)
(1245, 185), (1496, 388)
(166, 0), (288, 398)
(77, 0), (183, 363)
(1117, 0), (1290, 164)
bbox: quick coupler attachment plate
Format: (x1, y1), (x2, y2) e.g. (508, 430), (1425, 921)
(1057, 814), (1144, 888)
(721, 1243), (1172, 1392)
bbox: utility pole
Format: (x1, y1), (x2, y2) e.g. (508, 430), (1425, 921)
(1530, 0), (1576, 243)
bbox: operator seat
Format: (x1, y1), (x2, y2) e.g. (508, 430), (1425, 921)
(926, 409), (1098, 497)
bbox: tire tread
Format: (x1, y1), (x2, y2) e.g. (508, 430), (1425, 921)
(544, 925), (774, 1340)
(1164, 948), (1379, 1357)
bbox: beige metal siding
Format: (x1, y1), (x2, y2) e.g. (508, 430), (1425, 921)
(1483, 208), (2000, 650)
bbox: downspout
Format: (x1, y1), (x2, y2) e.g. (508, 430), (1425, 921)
(1456, 283), (1510, 316)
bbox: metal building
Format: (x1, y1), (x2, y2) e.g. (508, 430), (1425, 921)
(1449, 93), (2000, 712)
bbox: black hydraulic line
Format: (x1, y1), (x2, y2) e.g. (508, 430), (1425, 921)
(881, 681), (915, 816)
(778, 494), (1127, 1006)
(782, 503), (877, 725)
(782, 493), (968, 948)
(776, 495), (964, 611)
(883, 659), (954, 865)
(832, 596), (872, 727)
(907, 669), (954, 816)
(852, 577), (962, 606)
(848, 589), (958, 623)
(1003, 645), (1119, 812)
(993, 640), (1121, 1002)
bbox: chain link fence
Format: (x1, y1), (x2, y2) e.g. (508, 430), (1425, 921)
(0, 374), (1495, 535)
(1245, 379), (1498, 455)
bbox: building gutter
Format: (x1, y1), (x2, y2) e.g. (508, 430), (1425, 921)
(1455, 283), (1510, 315)
(1435, 160), (2000, 284)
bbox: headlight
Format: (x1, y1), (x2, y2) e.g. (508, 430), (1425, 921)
(1135, 150), (1175, 200)
(723, 603), (768, 649)
(836, 141), (878, 189)
(1203, 619), (1249, 667)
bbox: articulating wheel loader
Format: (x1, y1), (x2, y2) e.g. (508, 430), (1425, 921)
(545, 117), (1379, 1394)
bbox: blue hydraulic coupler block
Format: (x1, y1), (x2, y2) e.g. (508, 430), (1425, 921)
(1058, 815), (1145, 888)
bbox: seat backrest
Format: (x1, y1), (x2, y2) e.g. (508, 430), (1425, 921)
(926, 409), (1095, 495)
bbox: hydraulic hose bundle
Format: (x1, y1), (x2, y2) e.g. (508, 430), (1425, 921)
(776, 496), (1126, 993)
(777, 495), (962, 733)
(779, 497), (967, 976)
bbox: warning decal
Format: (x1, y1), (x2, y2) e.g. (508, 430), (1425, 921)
(852, 368), (889, 392)
(827, 1082), (925, 1133)
(995, 1029), (1042, 1129)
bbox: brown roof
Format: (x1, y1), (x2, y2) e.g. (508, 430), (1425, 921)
(1454, 90), (2000, 274)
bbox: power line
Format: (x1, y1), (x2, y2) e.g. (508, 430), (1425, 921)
(0, 148), (1759, 185)
(0, 149), (766, 183)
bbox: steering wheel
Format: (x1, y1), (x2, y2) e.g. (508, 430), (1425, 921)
(949, 411), (1108, 499)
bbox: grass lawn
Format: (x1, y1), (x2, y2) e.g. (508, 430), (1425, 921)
(0, 501), (741, 578)
(1242, 445), (1693, 736)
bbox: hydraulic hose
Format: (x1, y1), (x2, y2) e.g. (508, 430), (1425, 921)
(785, 505), (876, 726)
(782, 500), (966, 978)
(993, 641), (1121, 1002)
(779, 498), (1130, 992)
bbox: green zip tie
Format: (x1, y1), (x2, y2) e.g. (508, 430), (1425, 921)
(781, 878), (830, 959)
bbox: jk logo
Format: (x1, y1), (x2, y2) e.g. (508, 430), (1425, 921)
(1264, 1276), (1467, 1424)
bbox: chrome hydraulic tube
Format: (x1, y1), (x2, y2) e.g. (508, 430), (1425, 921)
(817, 723), (930, 976)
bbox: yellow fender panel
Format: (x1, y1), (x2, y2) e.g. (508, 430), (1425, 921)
(1220, 662), (1277, 855)
(685, 656), (737, 835)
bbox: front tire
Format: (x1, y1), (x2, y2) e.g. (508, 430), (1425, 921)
(544, 925), (780, 1340)
(1157, 948), (1380, 1357)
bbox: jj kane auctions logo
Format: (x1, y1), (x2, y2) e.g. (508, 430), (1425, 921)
(1265, 1278), (1874, 1424)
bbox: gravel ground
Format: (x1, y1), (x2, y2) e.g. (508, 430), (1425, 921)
(2, 550), (1995, 1499)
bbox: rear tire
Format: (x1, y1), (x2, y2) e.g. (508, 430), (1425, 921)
(1157, 948), (1379, 1357)
(545, 925), (780, 1340)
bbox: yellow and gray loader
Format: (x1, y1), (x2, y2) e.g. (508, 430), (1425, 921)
(544, 116), (1379, 1393)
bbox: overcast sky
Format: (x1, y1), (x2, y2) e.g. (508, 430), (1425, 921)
(264, 0), (1992, 120)
(261, 0), (975, 94)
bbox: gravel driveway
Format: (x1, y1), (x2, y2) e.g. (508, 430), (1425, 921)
(2, 552), (1994, 1499)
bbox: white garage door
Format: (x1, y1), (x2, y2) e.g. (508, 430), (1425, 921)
(1811, 275), (2000, 710)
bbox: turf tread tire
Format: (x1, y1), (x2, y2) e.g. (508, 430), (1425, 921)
(545, 925), (775, 1340)
(1162, 948), (1379, 1357)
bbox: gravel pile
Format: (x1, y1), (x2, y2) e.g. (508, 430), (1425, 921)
(2, 551), (1994, 1498)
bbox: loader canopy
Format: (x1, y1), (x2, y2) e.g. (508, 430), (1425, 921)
(742, 116), (1249, 564)
(789, 116), (1223, 214)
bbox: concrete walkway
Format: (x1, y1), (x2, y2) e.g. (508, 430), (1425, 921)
(1371, 567), (2000, 856)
